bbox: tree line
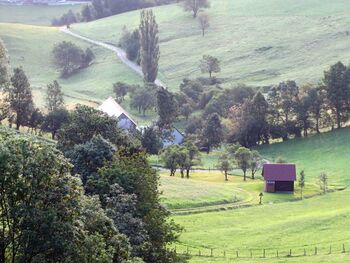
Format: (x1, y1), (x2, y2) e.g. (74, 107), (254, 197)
(52, 0), (174, 26)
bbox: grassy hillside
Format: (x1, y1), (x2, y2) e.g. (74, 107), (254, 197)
(172, 127), (350, 262)
(0, 23), (143, 110)
(0, 4), (82, 26)
(72, 0), (350, 90)
(175, 189), (350, 262)
(159, 171), (319, 212)
(259, 127), (350, 187)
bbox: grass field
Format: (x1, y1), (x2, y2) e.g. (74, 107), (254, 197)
(72, 0), (350, 90)
(0, 4), (82, 26)
(171, 127), (350, 262)
(258, 127), (350, 187)
(160, 171), (320, 212)
(0, 23), (144, 113)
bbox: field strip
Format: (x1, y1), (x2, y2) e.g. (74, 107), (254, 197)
(59, 26), (165, 87)
(171, 187), (254, 215)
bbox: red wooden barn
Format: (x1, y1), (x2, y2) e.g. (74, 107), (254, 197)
(262, 164), (296, 193)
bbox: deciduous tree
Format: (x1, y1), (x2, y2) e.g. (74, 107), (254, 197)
(198, 12), (210, 36)
(182, 0), (210, 18)
(202, 113), (223, 153)
(200, 55), (220, 79)
(299, 170), (305, 199)
(235, 147), (252, 181)
(46, 80), (64, 112)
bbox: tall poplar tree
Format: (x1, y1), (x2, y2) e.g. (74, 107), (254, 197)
(7, 68), (33, 130)
(139, 9), (160, 83)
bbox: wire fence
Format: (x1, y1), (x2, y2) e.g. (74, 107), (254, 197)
(172, 241), (350, 260)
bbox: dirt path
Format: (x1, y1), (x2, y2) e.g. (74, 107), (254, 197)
(60, 27), (165, 87)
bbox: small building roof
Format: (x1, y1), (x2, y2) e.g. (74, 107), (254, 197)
(262, 164), (296, 181)
(98, 97), (137, 127)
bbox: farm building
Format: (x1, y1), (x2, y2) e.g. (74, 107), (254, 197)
(262, 164), (296, 193)
(98, 97), (138, 131)
(162, 127), (184, 147)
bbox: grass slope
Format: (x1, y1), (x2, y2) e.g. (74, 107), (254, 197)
(0, 23), (143, 109)
(259, 127), (350, 187)
(172, 127), (350, 262)
(0, 4), (82, 26)
(160, 171), (319, 211)
(73, 0), (350, 90)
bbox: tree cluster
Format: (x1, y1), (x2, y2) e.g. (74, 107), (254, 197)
(161, 140), (200, 178)
(52, 41), (95, 78)
(217, 146), (264, 181)
(52, 0), (174, 26)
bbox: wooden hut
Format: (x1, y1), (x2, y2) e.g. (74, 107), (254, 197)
(262, 164), (296, 193)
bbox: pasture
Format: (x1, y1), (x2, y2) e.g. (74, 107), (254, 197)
(0, 4), (82, 26)
(170, 127), (350, 262)
(72, 0), (350, 90)
(0, 23), (143, 113)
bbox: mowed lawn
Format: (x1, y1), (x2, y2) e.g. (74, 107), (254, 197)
(73, 0), (350, 90)
(0, 4), (82, 26)
(0, 23), (143, 108)
(160, 171), (319, 211)
(172, 128), (350, 262)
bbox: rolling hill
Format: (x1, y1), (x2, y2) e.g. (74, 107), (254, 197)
(0, 22), (143, 110)
(0, 4), (82, 26)
(72, 0), (350, 90)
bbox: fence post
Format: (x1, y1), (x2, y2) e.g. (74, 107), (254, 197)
(210, 248), (213, 257)
(276, 250), (279, 258)
(329, 245), (332, 254)
(315, 247), (317, 255)
(289, 249), (292, 257)
(198, 249), (201, 257)
(343, 244), (346, 253)
(263, 249), (266, 258)
(304, 248), (306, 256)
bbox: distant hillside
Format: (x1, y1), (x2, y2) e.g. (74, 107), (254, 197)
(0, 4), (82, 25)
(72, 0), (350, 90)
(258, 126), (350, 187)
(0, 23), (142, 109)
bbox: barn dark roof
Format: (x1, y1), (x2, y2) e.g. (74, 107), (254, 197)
(262, 164), (296, 181)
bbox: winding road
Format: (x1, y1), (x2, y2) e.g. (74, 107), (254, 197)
(60, 27), (165, 87)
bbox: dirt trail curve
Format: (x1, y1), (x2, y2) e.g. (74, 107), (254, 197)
(60, 27), (165, 87)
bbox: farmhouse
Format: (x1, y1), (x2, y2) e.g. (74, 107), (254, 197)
(98, 97), (138, 131)
(262, 164), (296, 193)
(162, 127), (184, 147)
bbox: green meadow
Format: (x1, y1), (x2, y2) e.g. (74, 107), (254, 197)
(72, 0), (350, 90)
(0, 4), (82, 26)
(170, 127), (350, 262)
(0, 23), (143, 110)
